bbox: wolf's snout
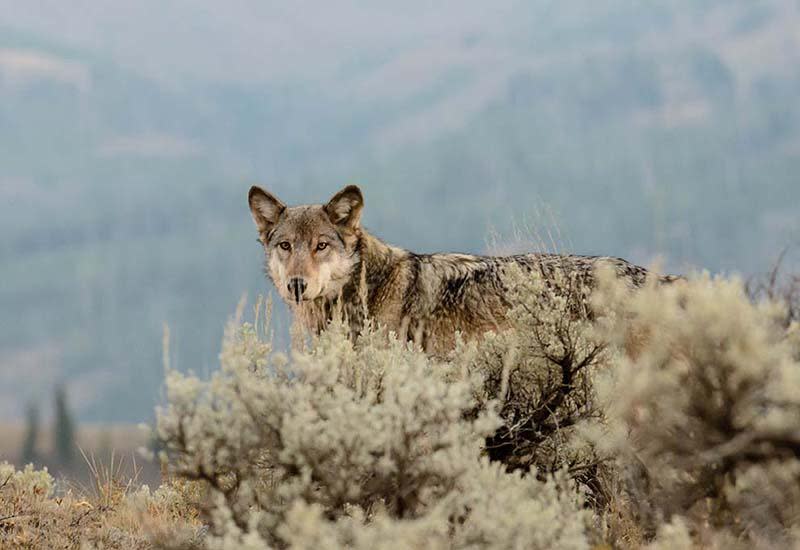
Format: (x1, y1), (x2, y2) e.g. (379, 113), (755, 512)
(288, 278), (307, 303)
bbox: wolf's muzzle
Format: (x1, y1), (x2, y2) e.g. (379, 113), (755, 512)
(288, 278), (307, 304)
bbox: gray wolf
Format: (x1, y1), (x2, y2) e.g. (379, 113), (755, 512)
(249, 185), (679, 355)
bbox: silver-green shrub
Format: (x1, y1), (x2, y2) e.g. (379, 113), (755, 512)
(451, 263), (608, 489)
(589, 269), (800, 544)
(0, 462), (54, 500)
(156, 314), (590, 549)
(155, 265), (800, 548)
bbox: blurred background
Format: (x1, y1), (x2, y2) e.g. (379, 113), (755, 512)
(1, 1), (799, 473)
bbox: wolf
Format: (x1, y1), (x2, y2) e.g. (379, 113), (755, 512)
(249, 185), (680, 355)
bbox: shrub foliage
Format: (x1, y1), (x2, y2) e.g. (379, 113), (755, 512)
(4, 265), (800, 548)
(156, 314), (590, 549)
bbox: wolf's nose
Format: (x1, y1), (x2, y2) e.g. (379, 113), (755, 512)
(288, 278), (307, 303)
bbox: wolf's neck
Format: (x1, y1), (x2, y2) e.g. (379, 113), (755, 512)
(349, 230), (405, 302)
(296, 230), (409, 337)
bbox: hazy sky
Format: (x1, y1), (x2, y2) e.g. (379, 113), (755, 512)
(0, 1), (522, 83)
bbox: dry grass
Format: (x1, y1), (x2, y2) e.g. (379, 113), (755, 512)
(0, 422), (161, 487)
(0, 423), (188, 548)
(0, 456), (202, 549)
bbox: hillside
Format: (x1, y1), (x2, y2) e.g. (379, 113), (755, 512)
(0, 0), (799, 423)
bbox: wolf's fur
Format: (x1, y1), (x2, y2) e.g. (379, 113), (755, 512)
(249, 185), (680, 355)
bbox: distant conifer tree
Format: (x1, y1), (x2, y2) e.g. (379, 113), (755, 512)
(53, 385), (76, 466)
(21, 402), (40, 465)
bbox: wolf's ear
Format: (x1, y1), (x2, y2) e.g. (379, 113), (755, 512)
(324, 185), (363, 230)
(249, 186), (286, 234)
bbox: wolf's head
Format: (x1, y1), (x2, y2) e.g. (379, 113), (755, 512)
(248, 185), (363, 305)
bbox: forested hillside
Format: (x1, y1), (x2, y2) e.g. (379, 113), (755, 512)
(1, 0), (799, 421)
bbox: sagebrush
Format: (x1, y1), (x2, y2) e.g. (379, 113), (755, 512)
(4, 266), (800, 549)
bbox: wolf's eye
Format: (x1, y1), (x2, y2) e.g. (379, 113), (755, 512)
(278, 241), (291, 251)
(316, 242), (329, 251)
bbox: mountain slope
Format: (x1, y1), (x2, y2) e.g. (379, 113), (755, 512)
(0, 0), (799, 421)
